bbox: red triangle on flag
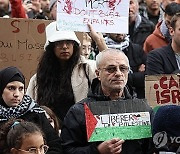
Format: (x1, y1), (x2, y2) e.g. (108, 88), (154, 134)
(84, 103), (98, 141)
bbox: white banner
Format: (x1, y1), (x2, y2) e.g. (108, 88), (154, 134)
(57, 0), (129, 33)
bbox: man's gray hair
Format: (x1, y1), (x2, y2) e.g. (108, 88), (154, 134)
(96, 48), (130, 69)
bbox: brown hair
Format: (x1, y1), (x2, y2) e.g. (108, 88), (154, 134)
(170, 12), (180, 29)
(41, 105), (61, 135)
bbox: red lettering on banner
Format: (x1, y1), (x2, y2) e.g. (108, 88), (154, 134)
(160, 76), (168, 89)
(108, 0), (121, 10)
(83, 18), (114, 25)
(161, 89), (170, 104)
(153, 76), (180, 104)
(169, 76), (179, 89)
(10, 20), (46, 34)
(11, 20), (20, 33)
(171, 90), (180, 103)
(64, 0), (72, 14)
(37, 23), (46, 34)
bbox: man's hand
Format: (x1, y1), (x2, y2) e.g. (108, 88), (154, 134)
(87, 24), (108, 52)
(138, 64), (145, 72)
(97, 138), (125, 154)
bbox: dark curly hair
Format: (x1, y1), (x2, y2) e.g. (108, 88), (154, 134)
(36, 42), (80, 114)
(0, 119), (44, 154)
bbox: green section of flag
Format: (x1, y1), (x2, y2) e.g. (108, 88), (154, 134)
(89, 125), (152, 142)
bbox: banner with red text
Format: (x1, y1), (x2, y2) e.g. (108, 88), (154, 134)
(145, 74), (180, 108)
(57, 0), (129, 33)
(0, 18), (52, 85)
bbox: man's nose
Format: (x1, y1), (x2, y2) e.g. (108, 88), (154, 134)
(115, 67), (124, 75)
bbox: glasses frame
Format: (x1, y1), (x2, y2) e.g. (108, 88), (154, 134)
(101, 65), (129, 74)
(17, 145), (49, 154)
(55, 40), (74, 48)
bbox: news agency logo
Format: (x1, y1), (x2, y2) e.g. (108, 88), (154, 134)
(153, 131), (180, 149)
(153, 131), (168, 148)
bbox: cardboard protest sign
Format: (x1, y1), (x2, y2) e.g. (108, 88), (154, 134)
(85, 99), (152, 142)
(145, 74), (180, 108)
(0, 18), (52, 85)
(57, 0), (129, 33)
(0, 18), (84, 85)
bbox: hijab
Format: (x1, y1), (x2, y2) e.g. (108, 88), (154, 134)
(0, 67), (25, 107)
(0, 67), (44, 121)
(0, 66), (25, 97)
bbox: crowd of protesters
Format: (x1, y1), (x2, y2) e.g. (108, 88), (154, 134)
(0, 0), (180, 153)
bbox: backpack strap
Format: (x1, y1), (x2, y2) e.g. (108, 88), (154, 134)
(83, 63), (91, 88)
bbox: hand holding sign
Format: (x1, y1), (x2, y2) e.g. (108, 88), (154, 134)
(97, 138), (124, 154)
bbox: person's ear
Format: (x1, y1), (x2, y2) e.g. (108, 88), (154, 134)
(10, 148), (18, 154)
(95, 69), (101, 81)
(169, 26), (174, 37)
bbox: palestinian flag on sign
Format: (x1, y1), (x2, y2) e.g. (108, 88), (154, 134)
(85, 99), (152, 142)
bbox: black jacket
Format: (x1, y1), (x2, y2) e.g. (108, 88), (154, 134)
(60, 79), (154, 154)
(0, 97), (63, 154)
(124, 41), (147, 98)
(19, 111), (63, 154)
(146, 44), (180, 75)
(130, 16), (155, 45)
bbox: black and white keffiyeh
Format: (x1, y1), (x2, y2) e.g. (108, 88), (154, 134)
(104, 35), (130, 51)
(0, 95), (45, 121)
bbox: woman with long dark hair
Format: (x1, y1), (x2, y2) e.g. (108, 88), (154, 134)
(26, 22), (105, 121)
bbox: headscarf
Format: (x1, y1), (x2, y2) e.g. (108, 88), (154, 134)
(0, 66), (25, 97)
(0, 67), (45, 121)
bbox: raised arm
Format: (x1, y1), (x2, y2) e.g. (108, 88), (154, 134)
(87, 24), (108, 52)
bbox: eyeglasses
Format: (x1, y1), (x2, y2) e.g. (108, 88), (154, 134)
(101, 65), (129, 74)
(18, 145), (49, 154)
(55, 40), (74, 47)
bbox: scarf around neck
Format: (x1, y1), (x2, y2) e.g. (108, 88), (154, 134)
(0, 95), (45, 121)
(105, 35), (130, 51)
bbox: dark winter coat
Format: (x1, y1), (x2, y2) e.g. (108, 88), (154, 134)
(60, 78), (154, 154)
(124, 41), (147, 98)
(0, 95), (63, 154)
(146, 44), (180, 75)
(130, 16), (155, 46)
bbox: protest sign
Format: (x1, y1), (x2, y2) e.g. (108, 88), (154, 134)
(85, 99), (152, 142)
(145, 74), (180, 108)
(0, 18), (52, 85)
(57, 0), (129, 33)
(0, 18), (85, 85)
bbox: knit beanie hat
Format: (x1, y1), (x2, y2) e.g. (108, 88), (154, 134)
(153, 105), (180, 138)
(0, 66), (25, 96)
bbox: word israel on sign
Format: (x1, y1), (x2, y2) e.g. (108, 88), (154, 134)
(145, 74), (180, 108)
(57, 0), (129, 33)
(85, 103), (151, 142)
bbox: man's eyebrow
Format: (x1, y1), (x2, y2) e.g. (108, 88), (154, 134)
(106, 65), (116, 67)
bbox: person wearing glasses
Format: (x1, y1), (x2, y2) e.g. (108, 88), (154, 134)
(0, 119), (49, 154)
(0, 66), (63, 154)
(26, 21), (106, 122)
(60, 49), (154, 154)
